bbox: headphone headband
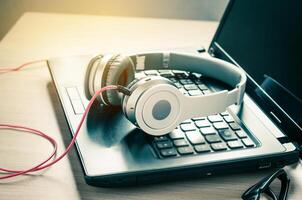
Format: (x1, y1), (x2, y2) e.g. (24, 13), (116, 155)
(85, 52), (247, 136)
(129, 52), (246, 106)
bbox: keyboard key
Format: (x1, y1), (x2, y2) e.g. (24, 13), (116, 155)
(169, 77), (178, 83)
(191, 73), (202, 80)
(183, 84), (198, 90)
(172, 70), (188, 77)
(205, 134), (222, 143)
(195, 119), (211, 128)
(213, 122), (229, 130)
(194, 144), (211, 153)
(200, 127), (216, 135)
(188, 90), (203, 96)
(177, 146), (194, 155)
(158, 69), (171, 73)
(192, 117), (206, 121)
(194, 79), (204, 84)
(179, 79), (193, 85)
(160, 148), (177, 157)
(161, 74), (174, 78)
(159, 71), (174, 78)
(181, 119), (193, 124)
(174, 82), (183, 89)
(154, 136), (168, 141)
(173, 139), (189, 147)
(180, 123), (196, 132)
(197, 84), (209, 91)
(227, 141), (244, 149)
(172, 70), (191, 77)
(208, 115), (224, 122)
(218, 129), (238, 141)
(186, 131), (205, 144)
(211, 143), (228, 151)
(169, 129), (185, 139)
(235, 130), (248, 138)
(223, 115), (235, 123)
(156, 141), (173, 149)
(202, 90), (211, 95)
(220, 111), (229, 116)
(229, 123), (241, 130)
(242, 138), (255, 147)
(144, 70), (159, 76)
(179, 88), (187, 95)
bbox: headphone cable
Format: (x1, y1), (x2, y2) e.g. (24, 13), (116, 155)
(0, 60), (118, 180)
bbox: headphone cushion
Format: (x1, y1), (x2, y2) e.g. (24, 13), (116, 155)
(84, 55), (103, 100)
(104, 54), (135, 105)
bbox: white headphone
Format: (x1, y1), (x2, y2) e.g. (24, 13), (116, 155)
(84, 52), (247, 136)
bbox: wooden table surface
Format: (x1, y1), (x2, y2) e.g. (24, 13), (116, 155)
(0, 12), (301, 200)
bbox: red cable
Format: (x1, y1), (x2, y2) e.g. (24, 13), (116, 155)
(0, 125), (58, 175)
(0, 61), (118, 180)
(0, 60), (45, 72)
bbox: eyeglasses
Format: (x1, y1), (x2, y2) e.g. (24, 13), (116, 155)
(242, 169), (290, 200)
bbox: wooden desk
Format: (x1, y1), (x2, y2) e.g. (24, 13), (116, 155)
(0, 12), (301, 200)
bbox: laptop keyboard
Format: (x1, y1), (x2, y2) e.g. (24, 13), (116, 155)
(136, 69), (257, 159)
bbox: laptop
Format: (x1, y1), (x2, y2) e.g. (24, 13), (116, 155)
(47, 0), (301, 186)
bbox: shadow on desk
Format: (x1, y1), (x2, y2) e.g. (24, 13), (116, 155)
(46, 82), (298, 200)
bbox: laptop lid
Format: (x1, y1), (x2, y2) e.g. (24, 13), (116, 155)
(209, 0), (302, 144)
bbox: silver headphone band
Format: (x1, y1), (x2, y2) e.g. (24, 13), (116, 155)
(129, 52), (246, 105)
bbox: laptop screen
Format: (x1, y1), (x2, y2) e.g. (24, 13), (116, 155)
(210, 0), (302, 130)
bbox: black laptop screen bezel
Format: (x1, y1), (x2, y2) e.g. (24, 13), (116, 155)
(208, 0), (302, 144)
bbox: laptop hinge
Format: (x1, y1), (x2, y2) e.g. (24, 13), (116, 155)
(278, 137), (302, 158)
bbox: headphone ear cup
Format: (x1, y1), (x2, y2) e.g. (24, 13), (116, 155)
(122, 76), (181, 136)
(104, 54), (135, 105)
(121, 77), (145, 116)
(126, 77), (142, 91)
(84, 55), (103, 100)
